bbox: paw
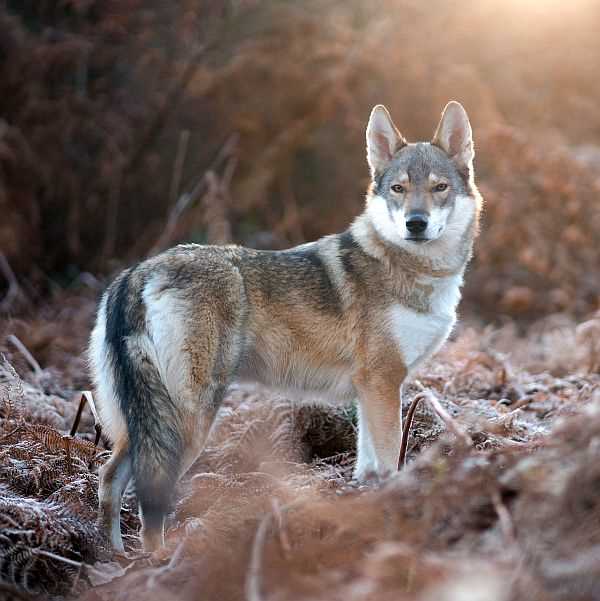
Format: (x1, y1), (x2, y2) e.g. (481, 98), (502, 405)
(149, 545), (172, 566)
(352, 465), (392, 485)
(352, 468), (375, 485)
(141, 527), (165, 554)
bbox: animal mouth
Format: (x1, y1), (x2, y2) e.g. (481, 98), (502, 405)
(405, 236), (429, 243)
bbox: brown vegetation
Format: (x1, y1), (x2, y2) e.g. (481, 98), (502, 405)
(1, 302), (600, 599)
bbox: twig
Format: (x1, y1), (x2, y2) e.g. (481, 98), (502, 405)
(7, 335), (42, 376)
(31, 548), (83, 568)
(399, 384), (472, 470)
(73, 390), (100, 426)
(100, 165), (123, 262)
(94, 424), (103, 448)
(169, 130), (190, 207)
(271, 498), (291, 557)
(245, 498), (308, 600)
(126, 45), (210, 175)
(0, 253), (25, 313)
(0, 424), (23, 443)
(149, 134), (238, 255)
(202, 168), (233, 244)
(70, 391), (104, 459)
(245, 511), (272, 601)
(220, 148), (238, 192)
(70, 393), (88, 437)
(204, 150), (236, 244)
(414, 382), (472, 447)
(398, 394), (424, 469)
(492, 491), (516, 545)
(98, 44), (211, 265)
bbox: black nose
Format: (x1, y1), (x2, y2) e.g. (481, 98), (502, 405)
(405, 213), (429, 235)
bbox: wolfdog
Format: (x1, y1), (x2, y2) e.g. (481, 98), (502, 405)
(89, 101), (482, 552)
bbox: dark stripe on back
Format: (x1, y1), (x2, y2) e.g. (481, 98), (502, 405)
(338, 230), (361, 276)
(286, 245), (342, 315)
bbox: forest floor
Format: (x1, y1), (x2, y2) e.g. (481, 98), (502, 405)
(1, 290), (600, 601)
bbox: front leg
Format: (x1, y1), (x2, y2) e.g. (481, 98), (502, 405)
(353, 350), (407, 482)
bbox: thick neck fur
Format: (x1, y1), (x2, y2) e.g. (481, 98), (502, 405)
(350, 187), (482, 279)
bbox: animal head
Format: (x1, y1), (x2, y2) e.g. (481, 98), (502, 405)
(365, 102), (478, 247)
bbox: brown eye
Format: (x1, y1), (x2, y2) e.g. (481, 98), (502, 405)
(391, 184), (405, 194)
(434, 183), (448, 192)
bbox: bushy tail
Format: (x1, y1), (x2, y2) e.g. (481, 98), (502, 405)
(103, 270), (184, 533)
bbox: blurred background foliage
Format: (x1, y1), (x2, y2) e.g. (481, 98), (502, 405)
(1, 0), (600, 321)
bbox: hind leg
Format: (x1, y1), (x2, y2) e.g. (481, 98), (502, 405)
(179, 383), (228, 475)
(138, 493), (167, 552)
(98, 439), (132, 552)
(136, 380), (227, 552)
(136, 278), (245, 551)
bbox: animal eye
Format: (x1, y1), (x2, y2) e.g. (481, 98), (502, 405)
(391, 184), (405, 194)
(434, 183), (448, 192)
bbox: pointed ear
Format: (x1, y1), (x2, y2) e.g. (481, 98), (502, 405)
(431, 101), (474, 173)
(366, 105), (406, 177)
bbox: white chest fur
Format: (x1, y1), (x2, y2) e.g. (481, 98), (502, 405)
(387, 272), (463, 372)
